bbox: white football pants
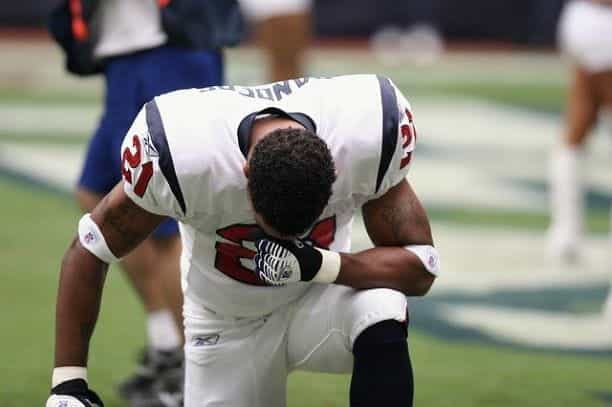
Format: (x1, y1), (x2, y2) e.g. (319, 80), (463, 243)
(183, 284), (407, 406)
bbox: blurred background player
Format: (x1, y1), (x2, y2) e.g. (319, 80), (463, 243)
(552, 0), (612, 316)
(549, 0), (612, 265)
(239, 0), (311, 81)
(48, 0), (243, 405)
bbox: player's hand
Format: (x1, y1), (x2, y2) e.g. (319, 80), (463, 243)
(254, 235), (340, 286)
(46, 379), (104, 407)
(254, 236), (322, 285)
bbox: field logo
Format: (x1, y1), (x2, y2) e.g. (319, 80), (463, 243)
(410, 274), (612, 355)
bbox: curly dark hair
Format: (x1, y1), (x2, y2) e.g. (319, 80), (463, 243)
(248, 127), (336, 236)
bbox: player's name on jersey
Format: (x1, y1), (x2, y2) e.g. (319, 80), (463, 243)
(200, 77), (330, 102)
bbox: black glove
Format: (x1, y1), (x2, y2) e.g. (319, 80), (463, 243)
(254, 235), (340, 286)
(46, 379), (104, 407)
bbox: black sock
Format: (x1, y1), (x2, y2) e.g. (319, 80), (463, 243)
(350, 320), (413, 407)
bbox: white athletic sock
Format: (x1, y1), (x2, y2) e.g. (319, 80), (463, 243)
(147, 309), (182, 351)
(549, 144), (584, 255)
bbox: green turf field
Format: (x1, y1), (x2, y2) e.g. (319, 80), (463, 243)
(1, 42), (611, 406)
(2, 176), (611, 406)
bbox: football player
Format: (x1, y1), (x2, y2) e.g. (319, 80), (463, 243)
(45, 75), (439, 407)
(550, 0), (612, 263)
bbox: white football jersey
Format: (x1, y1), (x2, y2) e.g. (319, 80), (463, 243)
(120, 74), (417, 317)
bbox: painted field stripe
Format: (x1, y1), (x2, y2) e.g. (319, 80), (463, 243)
(0, 103), (98, 134)
(0, 142), (82, 191)
(440, 304), (612, 350)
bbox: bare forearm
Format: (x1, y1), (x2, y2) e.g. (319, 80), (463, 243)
(342, 180), (436, 295)
(336, 247), (434, 296)
(53, 184), (162, 367)
(55, 239), (108, 367)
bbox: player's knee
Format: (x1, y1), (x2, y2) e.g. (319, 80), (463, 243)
(348, 288), (408, 345)
(353, 287), (407, 320)
(355, 287), (406, 307)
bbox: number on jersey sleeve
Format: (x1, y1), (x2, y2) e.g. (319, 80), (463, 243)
(122, 134), (154, 197)
(120, 103), (186, 219)
(399, 108), (416, 170)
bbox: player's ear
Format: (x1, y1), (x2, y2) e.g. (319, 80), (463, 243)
(243, 162), (250, 179)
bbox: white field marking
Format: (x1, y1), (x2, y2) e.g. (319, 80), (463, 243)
(409, 159), (548, 212)
(430, 224), (611, 294)
(0, 103), (99, 135)
(415, 97), (612, 159)
(353, 219), (612, 351)
(409, 97), (612, 212)
(351, 220), (612, 293)
(439, 304), (612, 350)
(0, 143), (83, 190)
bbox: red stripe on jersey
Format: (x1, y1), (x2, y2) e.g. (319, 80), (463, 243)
(307, 216), (336, 249)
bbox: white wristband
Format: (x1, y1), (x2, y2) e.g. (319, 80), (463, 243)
(404, 245), (440, 276)
(52, 366), (88, 387)
(78, 213), (119, 264)
(312, 249), (341, 283)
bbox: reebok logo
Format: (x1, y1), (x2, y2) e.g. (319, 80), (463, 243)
(193, 334), (220, 346)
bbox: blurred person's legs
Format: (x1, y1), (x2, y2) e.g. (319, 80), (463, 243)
(550, 70), (612, 263)
(592, 71), (612, 317)
(76, 45), (223, 404)
(241, 0), (311, 81)
(548, 66), (596, 262)
(551, 0), (612, 262)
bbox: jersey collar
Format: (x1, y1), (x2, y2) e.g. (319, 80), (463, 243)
(237, 107), (317, 158)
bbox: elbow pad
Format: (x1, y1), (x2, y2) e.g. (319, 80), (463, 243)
(78, 213), (119, 264)
(404, 245), (440, 276)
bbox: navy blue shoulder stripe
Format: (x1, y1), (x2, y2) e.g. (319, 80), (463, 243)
(145, 101), (187, 215)
(376, 76), (399, 193)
